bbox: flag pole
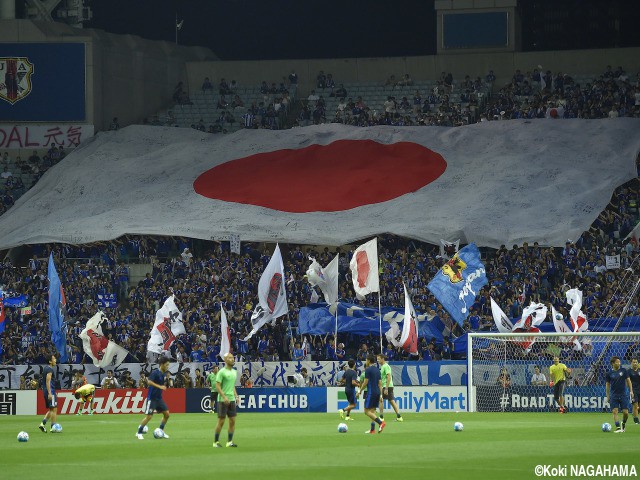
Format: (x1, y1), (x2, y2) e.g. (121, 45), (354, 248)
(334, 302), (338, 350)
(378, 292), (383, 354)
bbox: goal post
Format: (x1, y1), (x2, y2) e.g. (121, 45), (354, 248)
(467, 332), (640, 412)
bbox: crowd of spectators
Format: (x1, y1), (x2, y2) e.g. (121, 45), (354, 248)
(152, 65), (639, 134)
(0, 146), (66, 216)
(1, 66), (640, 366)
(485, 65), (640, 121)
(0, 153), (638, 366)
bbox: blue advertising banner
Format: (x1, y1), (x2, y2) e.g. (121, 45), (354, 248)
(186, 387), (327, 413)
(0, 43), (85, 121)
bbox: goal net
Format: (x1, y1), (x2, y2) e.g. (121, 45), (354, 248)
(467, 332), (640, 412)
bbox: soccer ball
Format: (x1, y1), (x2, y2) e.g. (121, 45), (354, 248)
(601, 422), (612, 432)
(51, 423), (62, 433)
(142, 425), (149, 434)
(454, 422), (464, 431)
(337, 423), (348, 433)
(153, 428), (164, 439)
(17, 431), (29, 442)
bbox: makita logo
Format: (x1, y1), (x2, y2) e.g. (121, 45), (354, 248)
(57, 391), (146, 414)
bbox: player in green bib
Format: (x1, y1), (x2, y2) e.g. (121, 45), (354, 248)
(206, 365), (220, 414)
(377, 353), (403, 422)
(214, 353), (239, 448)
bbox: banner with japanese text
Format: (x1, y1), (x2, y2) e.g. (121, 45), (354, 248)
(0, 124), (93, 149)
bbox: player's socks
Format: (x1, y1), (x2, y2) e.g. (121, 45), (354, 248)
(137, 425), (144, 434)
(374, 418), (382, 425)
(228, 432), (234, 442)
(159, 422), (166, 430)
(634, 417), (639, 424)
(215, 432), (220, 443)
(370, 422), (375, 432)
(615, 421), (620, 427)
(42, 418), (48, 425)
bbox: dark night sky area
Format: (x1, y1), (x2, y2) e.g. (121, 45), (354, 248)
(86, 0), (437, 60)
(84, 0), (640, 61)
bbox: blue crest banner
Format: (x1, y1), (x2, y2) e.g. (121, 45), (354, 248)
(427, 243), (488, 326)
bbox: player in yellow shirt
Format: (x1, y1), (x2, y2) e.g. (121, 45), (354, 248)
(74, 383), (96, 415)
(549, 356), (571, 413)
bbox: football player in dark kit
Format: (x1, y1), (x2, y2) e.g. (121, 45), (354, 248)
(136, 356), (172, 439)
(605, 356), (634, 433)
(357, 354), (386, 434)
(39, 354), (58, 433)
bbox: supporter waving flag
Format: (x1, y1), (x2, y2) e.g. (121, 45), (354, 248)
(48, 254), (69, 363)
(566, 288), (588, 332)
(386, 283), (419, 354)
(490, 297), (513, 334)
(349, 238), (379, 298)
(513, 303), (547, 330)
(147, 295), (185, 354)
(306, 254), (339, 305)
(427, 243), (488, 326)
(244, 244), (288, 340)
(551, 305), (582, 351)
(80, 311), (129, 368)
(219, 304), (232, 360)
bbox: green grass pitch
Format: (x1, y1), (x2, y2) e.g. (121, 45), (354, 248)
(2, 412), (639, 480)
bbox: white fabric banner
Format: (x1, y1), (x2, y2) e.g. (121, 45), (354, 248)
(0, 120), (638, 249)
(0, 360), (466, 389)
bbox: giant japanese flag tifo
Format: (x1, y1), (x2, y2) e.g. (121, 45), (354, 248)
(0, 119), (638, 249)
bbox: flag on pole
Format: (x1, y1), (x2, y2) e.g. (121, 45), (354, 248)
(244, 244), (288, 340)
(220, 304), (232, 360)
(349, 238), (379, 298)
(80, 311), (129, 368)
(387, 283), (419, 354)
(513, 303), (547, 330)
(147, 295), (186, 354)
(566, 288), (588, 332)
(0, 291), (5, 357)
(306, 254), (339, 305)
(490, 297), (513, 333)
(427, 243), (488, 326)
(48, 254), (69, 363)
(551, 305), (582, 351)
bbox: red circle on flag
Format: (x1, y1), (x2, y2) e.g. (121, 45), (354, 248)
(193, 139), (447, 212)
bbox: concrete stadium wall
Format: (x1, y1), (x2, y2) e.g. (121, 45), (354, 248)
(0, 20), (216, 132)
(186, 47), (640, 98)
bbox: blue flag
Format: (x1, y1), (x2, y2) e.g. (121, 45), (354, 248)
(427, 243), (488, 326)
(48, 254), (68, 363)
(299, 302), (444, 343)
(97, 293), (118, 308)
(3, 294), (29, 308)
